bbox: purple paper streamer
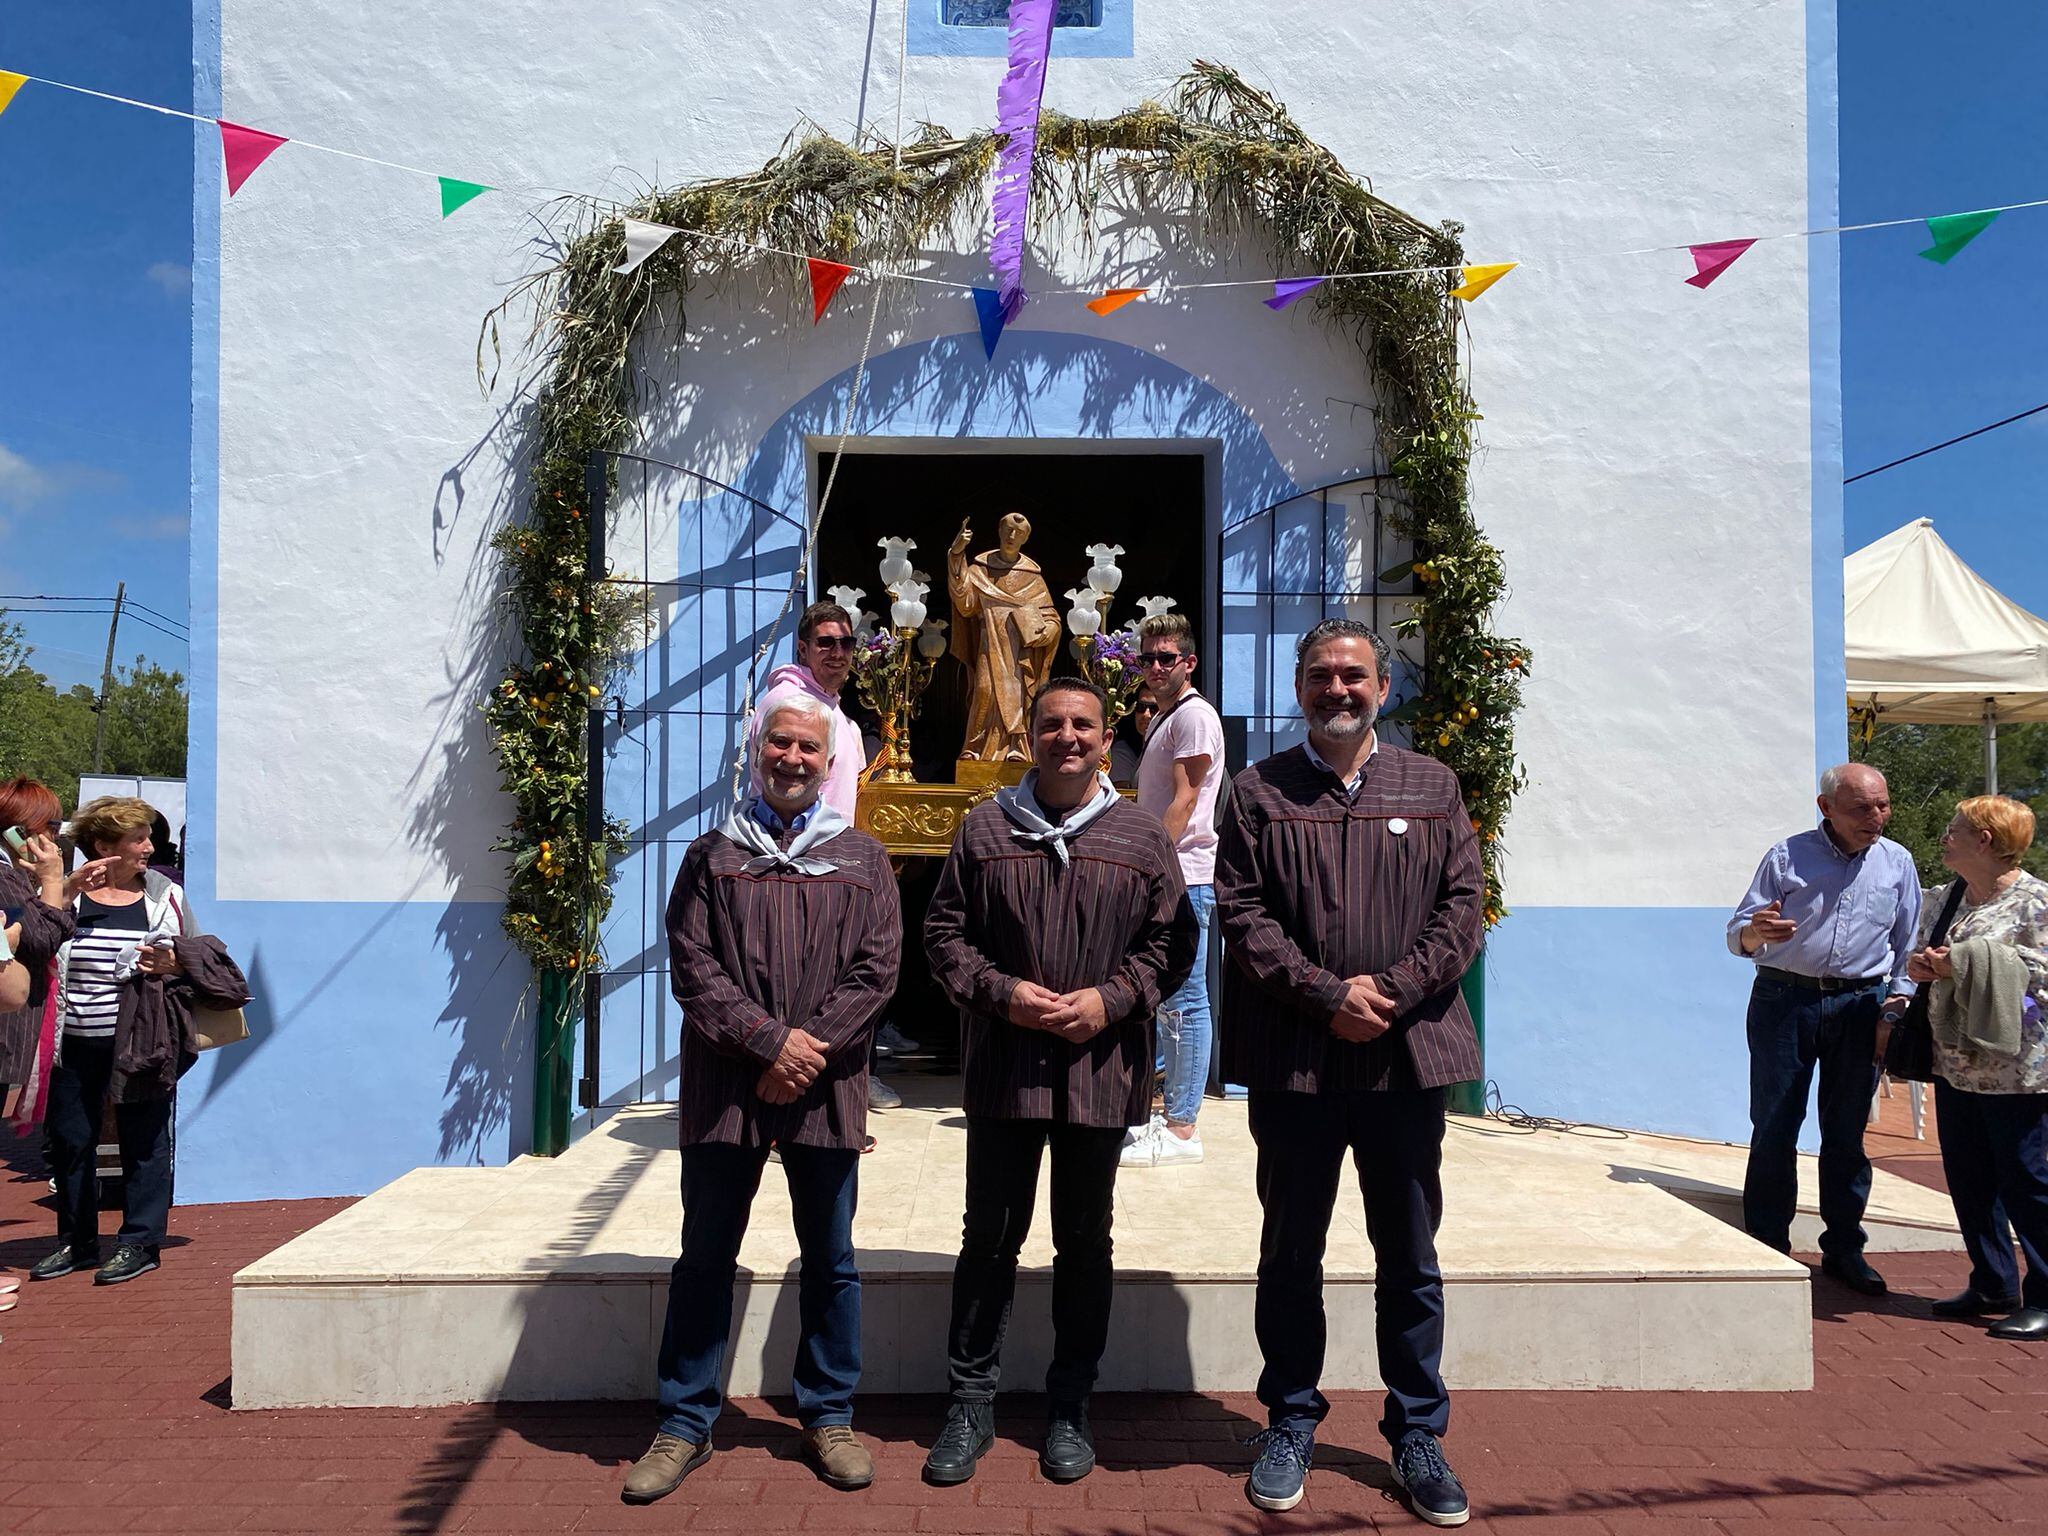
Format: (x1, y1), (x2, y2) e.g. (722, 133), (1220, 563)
(989, 0), (1058, 317)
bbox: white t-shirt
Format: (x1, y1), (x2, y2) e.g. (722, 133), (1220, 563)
(1135, 689), (1226, 885)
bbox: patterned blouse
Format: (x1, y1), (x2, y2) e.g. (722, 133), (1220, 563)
(1911, 872), (2048, 1094)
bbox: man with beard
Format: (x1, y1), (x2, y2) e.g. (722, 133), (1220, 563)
(922, 678), (1196, 1488)
(624, 693), (902, 1503)
(1216, 620), (1484, 1528)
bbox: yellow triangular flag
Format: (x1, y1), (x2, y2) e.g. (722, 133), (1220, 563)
(0, 71), (29, 118)
(1449, 262), (1516, 302)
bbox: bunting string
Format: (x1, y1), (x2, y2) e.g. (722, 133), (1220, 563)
(5, 64), (2048, 303)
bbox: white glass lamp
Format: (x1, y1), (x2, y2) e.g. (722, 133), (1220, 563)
(916, 618), (949, 658)
(1084, 543), (1126, 597)
(1137, 594), (1176, 619)
(826, 584), (866, 614)
(877, 537), (916, 589)
(890, 577), (930, 631)
(1064, 588), (1103, 637)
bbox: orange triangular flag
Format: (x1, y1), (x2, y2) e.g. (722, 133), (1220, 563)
(219, 120), (288, 196)
(809, 258), (854, 323)
(1086, 287), (1147, 316)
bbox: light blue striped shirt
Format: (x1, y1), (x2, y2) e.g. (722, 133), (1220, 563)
(1727, 827), (1923, 991)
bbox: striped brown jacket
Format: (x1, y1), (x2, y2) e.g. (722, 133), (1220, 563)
(926, 798), (1197, 1127)
(1215, 743), (1484, 1092)
(666, 825), (902, 1150)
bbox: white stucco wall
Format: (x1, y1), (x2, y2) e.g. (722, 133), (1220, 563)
(212, 0), (1819, 916)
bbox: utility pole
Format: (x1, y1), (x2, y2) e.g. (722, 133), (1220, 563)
(90, 581), (125, 774)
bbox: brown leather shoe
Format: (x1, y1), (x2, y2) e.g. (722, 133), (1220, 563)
(802, 1424), (875, 1490)
(621, 1430), (710, 1504)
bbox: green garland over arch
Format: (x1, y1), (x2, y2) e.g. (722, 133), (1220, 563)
(482, 60), (1529, 987)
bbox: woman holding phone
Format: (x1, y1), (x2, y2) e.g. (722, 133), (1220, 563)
(30, 795), (192, 1287)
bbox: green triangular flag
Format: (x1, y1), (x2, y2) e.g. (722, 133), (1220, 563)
(438, 177), (490, 219)
(1919, 208), (1998, 264)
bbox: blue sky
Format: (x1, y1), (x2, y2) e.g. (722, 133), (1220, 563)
(0, 5), (2041, 691)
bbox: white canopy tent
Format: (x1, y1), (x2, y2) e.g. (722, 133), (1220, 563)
(1845, 516), (2048, 790)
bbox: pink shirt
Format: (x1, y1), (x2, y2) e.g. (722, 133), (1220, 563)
(1135, 689), (1226, 885)
(754, 666), (865, 821)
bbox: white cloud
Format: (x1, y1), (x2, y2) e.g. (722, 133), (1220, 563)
(0, 443), (54, 508)
(146, 261), (192, 295)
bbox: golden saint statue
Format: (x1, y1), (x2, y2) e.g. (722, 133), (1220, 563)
(947, 513), (1060, 764)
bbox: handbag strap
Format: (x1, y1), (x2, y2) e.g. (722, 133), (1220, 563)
(1928, 879), (1968, 948)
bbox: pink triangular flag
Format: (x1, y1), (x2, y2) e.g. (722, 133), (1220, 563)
(219, 120), (288, 196)
(1684, 239), (1756, 290)
(1264, 276), (1326, 311)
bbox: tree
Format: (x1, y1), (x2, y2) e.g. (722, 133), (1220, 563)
(1852, 721), (2048, 882)
(0, 610), (187, 812)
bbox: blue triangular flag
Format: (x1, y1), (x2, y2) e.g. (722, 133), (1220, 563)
(973, 286), (1010, 359)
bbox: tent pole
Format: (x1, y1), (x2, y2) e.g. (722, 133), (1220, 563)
(1984, 698), (1999, 794)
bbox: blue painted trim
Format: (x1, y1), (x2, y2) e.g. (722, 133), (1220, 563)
(190, 0), (222, 909)
(1807, 0), (1847, 770)
(909, 0), (1134, 57)
(1482, 907), (1761, 1147)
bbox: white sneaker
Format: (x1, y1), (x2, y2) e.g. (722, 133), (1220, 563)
(1119, 1120), (1163, 1168)
(1152, 1127), (1204, 1166)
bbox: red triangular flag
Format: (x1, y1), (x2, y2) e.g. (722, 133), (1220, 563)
(1684, 239), (1756, 289)
(808, 259), (854, 323)
(219, 120), (288, 196)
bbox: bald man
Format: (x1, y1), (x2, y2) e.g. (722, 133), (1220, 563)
(1728, 763), (1922, 1294)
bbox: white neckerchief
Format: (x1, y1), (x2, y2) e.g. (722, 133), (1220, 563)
(716, 796), (849, 875)
(995, 770), (1119, 867)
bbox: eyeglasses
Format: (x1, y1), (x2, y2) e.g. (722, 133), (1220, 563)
(808, 636), (857, 652)
(1138, 652), (1186, 668)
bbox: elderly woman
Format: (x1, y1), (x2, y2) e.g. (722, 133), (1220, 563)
(30, 796), (233, 1287)
(1906, 794), (2048, 1340)
(2, 778), (112, 1121)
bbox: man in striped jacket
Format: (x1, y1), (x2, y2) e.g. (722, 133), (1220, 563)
(1216, 620), (1485, 1528)
(624, 692), (902, 1504)
(922, 677), (1196, 1488)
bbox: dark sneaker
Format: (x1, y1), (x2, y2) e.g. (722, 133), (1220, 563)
(622, 1431), (710, 1503)
(1820, 1253), (1888, 1296)
(924, 1399), (995, 1485)
(1392, 1430), (1469, 1527)
(1041, 1400), (1094, 1483)
(93, 1245), (160, 1287)
(868, 1075), (903, 1111)
(29, 1245), (99, 1281)
(1246, 1426), (1314, 1511)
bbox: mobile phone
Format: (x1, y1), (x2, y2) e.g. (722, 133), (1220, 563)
(1, 826), (27, 856)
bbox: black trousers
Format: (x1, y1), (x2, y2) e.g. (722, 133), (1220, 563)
(1249, 1087), (1449, 1448)
(47, 1035), (175, 1255)
(946, 1117), (1125, 1403)
(1935, 1077), (2048, 1310)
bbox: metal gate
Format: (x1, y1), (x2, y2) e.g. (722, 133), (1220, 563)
(1216, 473), (1426, 758)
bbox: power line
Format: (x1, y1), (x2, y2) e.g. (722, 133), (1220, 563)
(3, 603), (188, 647)
(1845, 401), (2048, 484)
(122, 598), (189, 633)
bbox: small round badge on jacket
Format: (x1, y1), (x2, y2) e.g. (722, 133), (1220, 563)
(1388, 818), (1409, 835)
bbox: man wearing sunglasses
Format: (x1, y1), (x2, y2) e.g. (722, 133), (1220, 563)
(757, 602), (868, 820)
(1121, 613), (1226, 1169)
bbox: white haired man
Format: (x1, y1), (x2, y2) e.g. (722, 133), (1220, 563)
(1728, 762), (1921, 1293)
(624, 693), (902, 1502)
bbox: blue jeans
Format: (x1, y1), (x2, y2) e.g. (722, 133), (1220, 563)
(1741, 976), (1881, 1259)
(656, 1141), (861, 1441)
(1250, 1087), (1449, 1449)
(1935, 1078), (2048, 1309)
(1160, 883), (1214, 1127)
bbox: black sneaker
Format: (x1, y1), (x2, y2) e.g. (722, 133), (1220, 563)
(29, 1245), (99, 1281)
(923, 1399), (995, 1485)
(1246, 1425), (1313, 1511)
(1041, 1400), (1094, 1483)
(94, 1244), (160, 1286)
(1391, 1429), (1469, 1527)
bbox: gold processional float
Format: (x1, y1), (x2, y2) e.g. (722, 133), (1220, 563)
(840, 516), (1170, 857)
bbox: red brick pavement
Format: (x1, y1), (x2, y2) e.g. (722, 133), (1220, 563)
(3, 1100), (2044, 1536)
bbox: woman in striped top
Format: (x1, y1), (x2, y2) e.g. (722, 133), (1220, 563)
(31, 796), (192, 1288)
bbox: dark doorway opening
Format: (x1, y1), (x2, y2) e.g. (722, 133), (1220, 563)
(813, 446), (1209, 778)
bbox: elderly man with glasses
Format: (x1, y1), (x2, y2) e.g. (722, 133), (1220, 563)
(1121, 613), (1228, 1169)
